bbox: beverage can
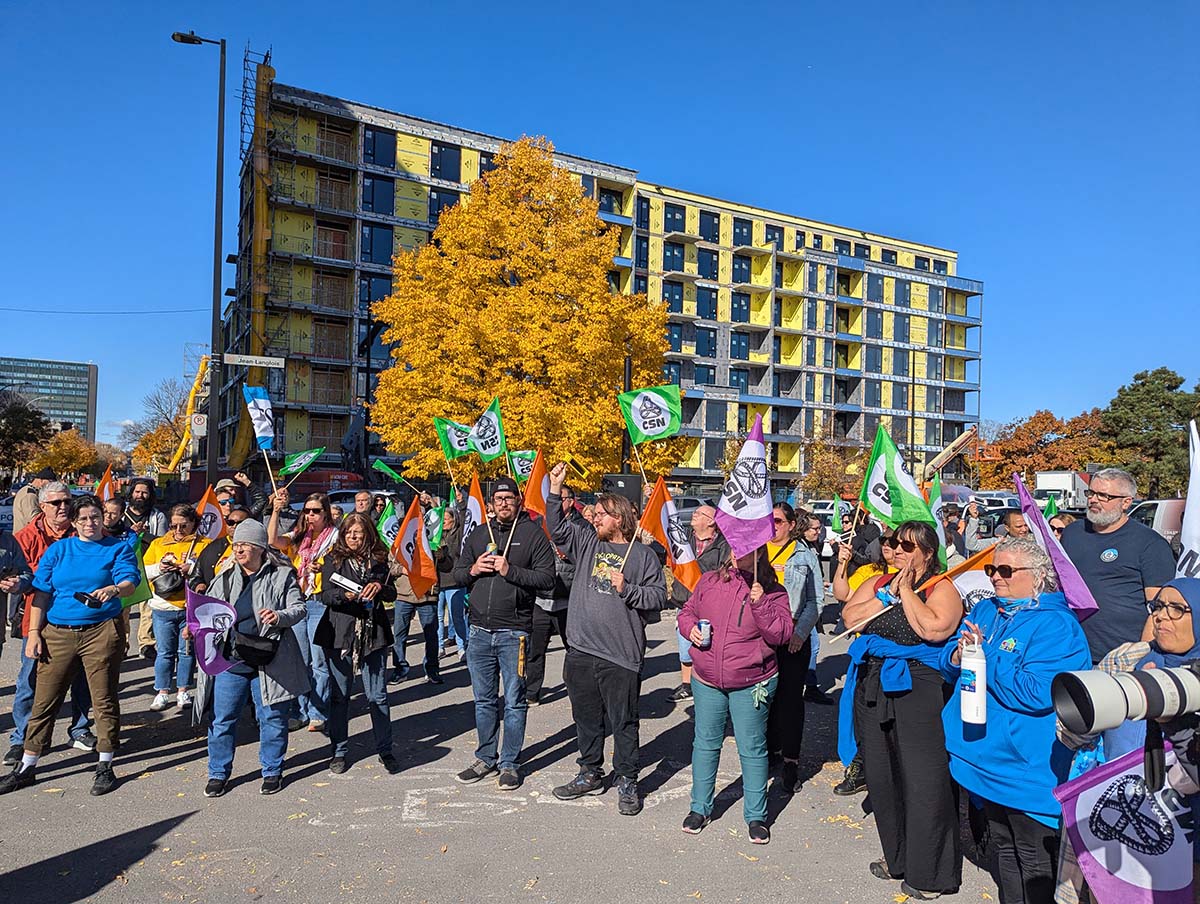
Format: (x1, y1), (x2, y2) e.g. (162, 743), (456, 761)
(960, 642), (987, 725)
(698, 619), (712, 648)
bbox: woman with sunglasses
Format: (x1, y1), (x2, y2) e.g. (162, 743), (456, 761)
(1047, 512), (1075, 537)
(767, 511), (823, 793)
(0, 495), (139, 797)
(940, 537), (1090, 904)
(269, 488), (338, 733)
(143, 504), (210, 712)
(840, 521), (965, 900)
(315, 513), (398, 774)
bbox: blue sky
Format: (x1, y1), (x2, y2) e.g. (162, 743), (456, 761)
(2, 1), (1196, 444)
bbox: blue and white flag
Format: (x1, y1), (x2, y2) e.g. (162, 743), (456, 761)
(242, 386), (275, 450)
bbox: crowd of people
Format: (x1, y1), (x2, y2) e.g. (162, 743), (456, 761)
(0, 463), (1195, 902)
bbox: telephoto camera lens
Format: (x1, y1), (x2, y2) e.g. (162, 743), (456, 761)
(1052, 663), (1200, 735)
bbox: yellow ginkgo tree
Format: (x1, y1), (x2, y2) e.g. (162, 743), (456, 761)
(371, 137), (687, 485)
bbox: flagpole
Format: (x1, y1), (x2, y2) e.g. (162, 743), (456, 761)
(830, 605), (891, 643)
(442, 452), (459, 497)
(628, 436), (651, 489)
(261, 449), (278, 494)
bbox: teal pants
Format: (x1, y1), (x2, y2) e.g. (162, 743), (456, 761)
(690, 674), (778, 823)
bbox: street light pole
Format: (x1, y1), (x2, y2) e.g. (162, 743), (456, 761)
(172, 29), (226, 491)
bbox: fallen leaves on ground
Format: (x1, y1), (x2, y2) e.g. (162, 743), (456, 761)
(736, 852), (759, 862)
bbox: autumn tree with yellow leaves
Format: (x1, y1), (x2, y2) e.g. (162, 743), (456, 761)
(371, 137), (684, 485)
(27, 429), (98, 478)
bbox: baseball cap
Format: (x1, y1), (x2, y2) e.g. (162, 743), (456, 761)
(492, 477), (520, 498)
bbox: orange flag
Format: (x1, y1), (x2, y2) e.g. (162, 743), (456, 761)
(918, 542), (995, 600)
(640, 477), (702, 592)
(522, 450), (550, 519)
(392, 494), (438, 597)
(95, 464), (116, 503)
(194, 485), (229, 541)
(461, 471), (489, 551)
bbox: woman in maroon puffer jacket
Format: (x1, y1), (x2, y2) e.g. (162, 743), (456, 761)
(677, 546), (793, 843)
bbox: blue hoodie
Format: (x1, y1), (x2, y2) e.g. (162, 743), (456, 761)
(940, 590), (1092, 826)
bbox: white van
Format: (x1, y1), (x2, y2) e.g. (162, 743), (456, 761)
(1128, 499), (1184, 549)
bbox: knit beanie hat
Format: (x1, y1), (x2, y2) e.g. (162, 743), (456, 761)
(232, 519), (269, 549)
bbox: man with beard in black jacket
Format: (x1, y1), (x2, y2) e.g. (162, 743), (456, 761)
(451, 477), (555, 791)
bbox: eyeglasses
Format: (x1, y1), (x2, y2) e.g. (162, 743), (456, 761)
(1147, 598), (1192, 620)
(304, 508), (324, 514)
(493, 495), (517, 504)
(984, 564), (1032, 580)
(594, 509), (612, 519)
(884, 538), (918, 553)
(170, 522), (192, 530)
(1084, 489), (1130, 503)
(44, 498), (71, 507)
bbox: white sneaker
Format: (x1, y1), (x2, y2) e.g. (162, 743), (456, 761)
(177, 690), (193, 708)
(150, 691), (172, 711)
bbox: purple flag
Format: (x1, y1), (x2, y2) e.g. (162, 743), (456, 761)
(714, 414), (774, 559)
(185, 585), (236, 676)
(1053, 747), (1195, 903)
(1014, 473), (1098, 621)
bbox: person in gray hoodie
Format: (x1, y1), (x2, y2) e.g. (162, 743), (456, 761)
(544, 462), (666, 816)
(193, 520), (309, 798)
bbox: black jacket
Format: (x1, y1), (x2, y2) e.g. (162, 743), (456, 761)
(315, 556), (397, 654)
(243, 482), (270, 519)
(452, 512), (556, 632)
(670, 529), (731, 606)
(191, 537), (229, 591)
(435, 524), (464, 587)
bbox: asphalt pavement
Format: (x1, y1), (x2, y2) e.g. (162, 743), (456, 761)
(0, 610), (1000, 903)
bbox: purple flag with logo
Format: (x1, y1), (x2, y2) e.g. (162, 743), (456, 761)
(1014, 472), (1098, 621)
(714, 415), (775, 559)
(1054, 747), (1196, 903)
(185, 585), (237, 676)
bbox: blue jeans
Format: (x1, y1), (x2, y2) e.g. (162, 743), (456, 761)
(466, 625), (528, 771)
(438, 588), (468, 654)
(690, 675), (778, 823)
(326, 647), (392, 758)
(393, 601), (439, 678)
(10, 641), (92, 746)
(677, 627), (693, 666)
(292, 598), (329, 723)
(152, 608), (196, 691)
(207, 669), (291, 780)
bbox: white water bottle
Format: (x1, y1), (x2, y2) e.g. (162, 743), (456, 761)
(959, 643), (987, 725)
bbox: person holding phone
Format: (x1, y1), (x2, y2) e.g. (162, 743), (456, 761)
(0, 495), (138, 797)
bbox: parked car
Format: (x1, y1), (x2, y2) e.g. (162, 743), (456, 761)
(972, 492), (1019, 512)
(977, 507), (1022, 540)
(1128, 499), (1185, 550)
(0, 494), (13, 531)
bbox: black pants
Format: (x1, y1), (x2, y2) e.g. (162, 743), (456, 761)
(984, 800), (1058, 904)
(563, 649), (640, 780)
(526, 606), (568, 698)
(854, 660), (961, 893)
(766, 638), (811, 759)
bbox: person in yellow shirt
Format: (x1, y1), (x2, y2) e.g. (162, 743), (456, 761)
(143, 504), (211, 712)
(766, 504), (797, 581)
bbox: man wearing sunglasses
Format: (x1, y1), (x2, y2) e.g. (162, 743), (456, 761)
(1059, 468), (1176, 662)
(7, 483), (93, 766)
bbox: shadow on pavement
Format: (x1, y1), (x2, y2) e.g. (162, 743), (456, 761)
(0, 812), (195, 900)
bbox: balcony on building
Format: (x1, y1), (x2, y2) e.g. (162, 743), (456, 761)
(732, 241), (773, 258)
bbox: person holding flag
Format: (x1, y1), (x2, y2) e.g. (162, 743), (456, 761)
(192, 520), (309, 798)
(840, 519), (964, 900)
(432, 505), (468, 662)
(268, 489), (338, 733)
(544, 461), (667, 815)
(143, 504), (212, 713)
(315, 513), (399, 775)
(450, 476), (555, 791)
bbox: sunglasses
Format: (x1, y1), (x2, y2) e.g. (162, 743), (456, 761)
(984, 564), (1031, 579)
(304, 508), (324, 514)
(884, 538), (918, 552)
(44, 499), (71, 507)
(1147, 598), (1192, 621)
(217, 498), (234, 506)
(772, 517), (790, 525)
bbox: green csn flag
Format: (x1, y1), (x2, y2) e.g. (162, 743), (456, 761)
(372, 459), (405, 484)
(858, 425), (936, 529)
(466, 397), (507, 462)
(434, 417), (473, 461)
(927, 473), (949, 568)
(279, 446), (325, 478)
(429, 485), (457, 551)
(509, 450), (536, 483)
(124, 536), (153, 608)
(375, 500), (400, 549)
(618, 384), (682, 444)
(1043, 494), (1060, 519)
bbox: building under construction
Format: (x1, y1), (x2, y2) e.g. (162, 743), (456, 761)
(215, 50), (982, 484)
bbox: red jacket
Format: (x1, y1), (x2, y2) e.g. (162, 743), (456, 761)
(677, 569), (793, 691)
(14, 513), (73, 636)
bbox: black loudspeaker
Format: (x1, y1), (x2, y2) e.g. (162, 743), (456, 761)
(600, 473), (643, 508)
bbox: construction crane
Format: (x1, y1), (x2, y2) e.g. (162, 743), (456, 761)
(916, 424), (979, 486)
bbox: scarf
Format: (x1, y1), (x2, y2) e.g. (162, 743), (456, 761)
(298, 525), (336, 594)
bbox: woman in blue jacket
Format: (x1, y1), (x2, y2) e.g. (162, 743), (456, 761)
(940, 536), (1091, 904)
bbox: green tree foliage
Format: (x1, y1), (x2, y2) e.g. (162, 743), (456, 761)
(1100, 367), (1199, 497)
(0, 391), (52, 475)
